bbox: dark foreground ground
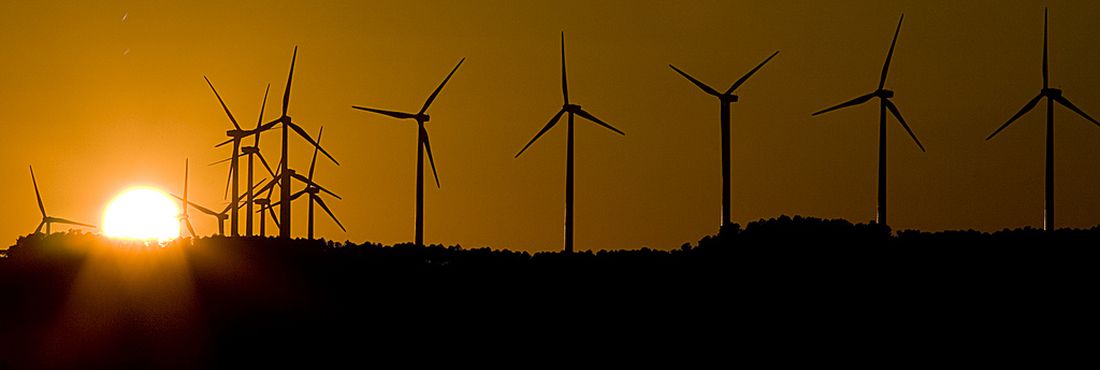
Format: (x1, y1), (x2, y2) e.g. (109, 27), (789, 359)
(0, 216), (1096, 368)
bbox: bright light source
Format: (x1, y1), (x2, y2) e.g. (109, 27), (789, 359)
(103, 187), (180, 242)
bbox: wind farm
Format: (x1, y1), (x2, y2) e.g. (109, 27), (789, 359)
(2, 2), (1100, 367)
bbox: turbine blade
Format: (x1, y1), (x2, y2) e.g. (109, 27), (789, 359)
(186, 219), (197, 238)
(351, 106), (418, 120)
(283, 46), (297, 117)
(268, 189), (309, 208)
(309, 126), (323, 182)
(288, 121), (339, 165)
(268, 206), (280, 228)
(884, 99), (925, 152)
(561, 32), (569, 105)
(668, 64), (720, 96)
(879, 14), (904, 90)
(29, 166), (45, 217)
(314, 195), (346, 232)
(204, 76), (242, 130)
(255, 151), (278, 179)
(255, 83), (270, 146)
(421, 126), (440, 188)
(987, 94), (1043, 140)
(1043, 8), (1049, 89)
(1054, 95), (1100, 128)
(811, 93), (875, 116)
(214, 137), (234, 148)
(52, 218), (96, 229)
(171, 194), (220, 216)
(727, 50), (780, 94)
(223, 165), (233, 200)
(291, 173), (342, 200)
(419, 58), (465, 114)
(516, 109), (565, 158)
(576, 108), (625, 136)
(208, 155), (239, 166)
(35, 221), (45, 234)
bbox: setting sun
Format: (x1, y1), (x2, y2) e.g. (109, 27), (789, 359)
(103, 187), (181, 242)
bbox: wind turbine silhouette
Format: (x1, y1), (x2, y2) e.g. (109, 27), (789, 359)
(515, 33), (624, 253)
(252, 47), (339, 239)
(211, 84), (279, 236)
(174, 179), (266, 236)
(985, 9), (1100, 231)
(178, 159), (197, 238)
(268, 127), (345, 239)
(352, 57), (465, 246)
(29, 166), (96, 235)
(669, 50), (779, 228)
(203, 76), (258, 237)
(811, 15), (924, 227)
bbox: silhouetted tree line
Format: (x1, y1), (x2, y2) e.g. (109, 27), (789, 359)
(1, 218), (1094, 368)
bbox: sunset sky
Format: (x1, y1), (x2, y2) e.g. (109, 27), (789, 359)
(1, 0), (1099, 251)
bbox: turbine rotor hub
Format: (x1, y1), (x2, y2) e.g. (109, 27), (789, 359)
(564, 104), (582, 112)
(721, 94), (739, 103)
(305, 186), (321, 194)
(878, 89), (895, 98)
(1043, 88), (1063, 97)
(241, 146), (259, 154)
(417, 114), (430, 122)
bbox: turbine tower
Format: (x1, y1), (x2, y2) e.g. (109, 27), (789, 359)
(515, 33), (624, 253)
(669, 50), (778, 228)
(352, 58), (465, 246)
(811, 15), (925, 227)
(985, 9), (1100, 231)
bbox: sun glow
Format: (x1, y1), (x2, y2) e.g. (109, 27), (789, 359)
(103, 187), (181, 242)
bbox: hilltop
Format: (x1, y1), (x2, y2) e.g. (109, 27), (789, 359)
(1, 215), (1095, 368)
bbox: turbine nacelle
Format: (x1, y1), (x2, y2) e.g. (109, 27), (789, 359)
(564, 103), (582, 113)
(720, 94), (739, 103)
(226, 129), (251, 137)
(305, 186), (321, 195)
(241, 146), (260, 155)
(877, 89), (895, 99)
(1042, 88), (1063, 97)
(417, 114), (430, 122)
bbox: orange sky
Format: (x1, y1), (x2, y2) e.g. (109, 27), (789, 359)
(2, 1), (1099, 251)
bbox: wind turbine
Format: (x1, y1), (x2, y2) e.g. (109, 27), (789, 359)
(985, 9), (1100, 231)
(211, 84), (279, 236)
(29, 166), (96, 235)
(204, 76), (255, 237)
(352, 57), (465, 246)
(268, 127), (345, 239)
(811, 15), (925, 227)
(178, 159), (197, 238)
(254, 47), (339, 239)
(669, 50), (779, 228)
(514, 33), (624, 253)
